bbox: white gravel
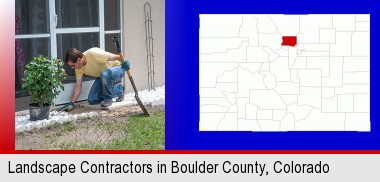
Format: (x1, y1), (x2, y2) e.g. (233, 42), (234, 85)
(123, 85), (165, 106)
(15, 111), (98, 133)
(15, 85), (165, 133)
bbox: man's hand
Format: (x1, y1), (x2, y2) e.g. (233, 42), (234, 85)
(59, 102), (74, 111)
(121, 60), (130, 71)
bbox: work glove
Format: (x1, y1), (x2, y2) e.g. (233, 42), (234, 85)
(59, 102), (74, 112)
(121, 60), (130, 71)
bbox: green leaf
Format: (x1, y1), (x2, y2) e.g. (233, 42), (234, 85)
(21, 55), (66, 107)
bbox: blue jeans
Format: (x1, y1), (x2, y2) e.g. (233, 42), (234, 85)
(87, 66), (125, 105)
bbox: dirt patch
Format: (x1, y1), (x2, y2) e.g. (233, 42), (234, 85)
(15, 105), (164, 150)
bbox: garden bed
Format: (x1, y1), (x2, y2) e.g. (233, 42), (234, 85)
(15, 86), (165, 150)
(15, 86), (165, 133)
(16, 105), (165, 150)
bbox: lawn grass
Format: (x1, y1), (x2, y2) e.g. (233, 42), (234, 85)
(122, 111), (165, 149)
(57, 111), (165, 150)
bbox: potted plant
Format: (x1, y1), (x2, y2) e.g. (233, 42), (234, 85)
(22, 55), (66, 121)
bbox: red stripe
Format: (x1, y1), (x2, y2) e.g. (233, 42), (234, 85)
(2, 150), (380, 154)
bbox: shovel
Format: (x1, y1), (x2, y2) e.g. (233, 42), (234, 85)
(113, 36), (150, 116)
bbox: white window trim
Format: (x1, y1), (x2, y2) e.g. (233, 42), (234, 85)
(49, 0), (57, 57)
(105, 30), (122, 34)
(15, 34), (50, 39)
(15, 0), (123, 52)
(99, 0), (105, 50)
(55, 27), (100, 34)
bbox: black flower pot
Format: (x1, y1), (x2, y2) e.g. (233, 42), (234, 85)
(29, 103), (50, 121)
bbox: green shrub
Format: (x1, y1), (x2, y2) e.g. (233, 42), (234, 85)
(22, 55), (66, 108)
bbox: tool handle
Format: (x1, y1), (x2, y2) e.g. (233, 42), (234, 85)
(129, 76), (138, 96)
(113, 39), (133, 78)
(113, 36), (138, 95)
(113, 36), (125, 60)
(113, 36), (122, 53)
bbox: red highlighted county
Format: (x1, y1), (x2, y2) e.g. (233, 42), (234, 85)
(282, 36), (297, 47)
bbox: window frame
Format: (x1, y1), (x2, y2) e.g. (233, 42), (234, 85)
(15, 0), (123, 105)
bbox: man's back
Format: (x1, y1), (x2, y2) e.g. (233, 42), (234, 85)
(75, 47), (120, 79)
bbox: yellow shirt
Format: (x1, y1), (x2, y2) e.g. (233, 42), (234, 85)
(75, 47), (120, 80)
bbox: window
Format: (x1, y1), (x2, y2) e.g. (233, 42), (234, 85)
(15, 0), (122, 111)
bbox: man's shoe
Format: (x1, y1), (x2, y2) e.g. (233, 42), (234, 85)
(101, 99), (113, 107)
(116, 85), (125, 102)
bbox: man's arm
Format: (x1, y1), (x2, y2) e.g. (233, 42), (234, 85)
(107, 53), (123, 62)
(108, 52), (130, 71)
(71, 78), (82, 102)
(59, 78), (82, 111)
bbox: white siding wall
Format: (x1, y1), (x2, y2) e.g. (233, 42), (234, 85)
(122, 0), (165, 92)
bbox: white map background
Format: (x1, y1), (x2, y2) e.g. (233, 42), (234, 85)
(199, 14), (370, 131)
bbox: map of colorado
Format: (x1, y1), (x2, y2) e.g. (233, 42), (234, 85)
(199, 14), (370, 131)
